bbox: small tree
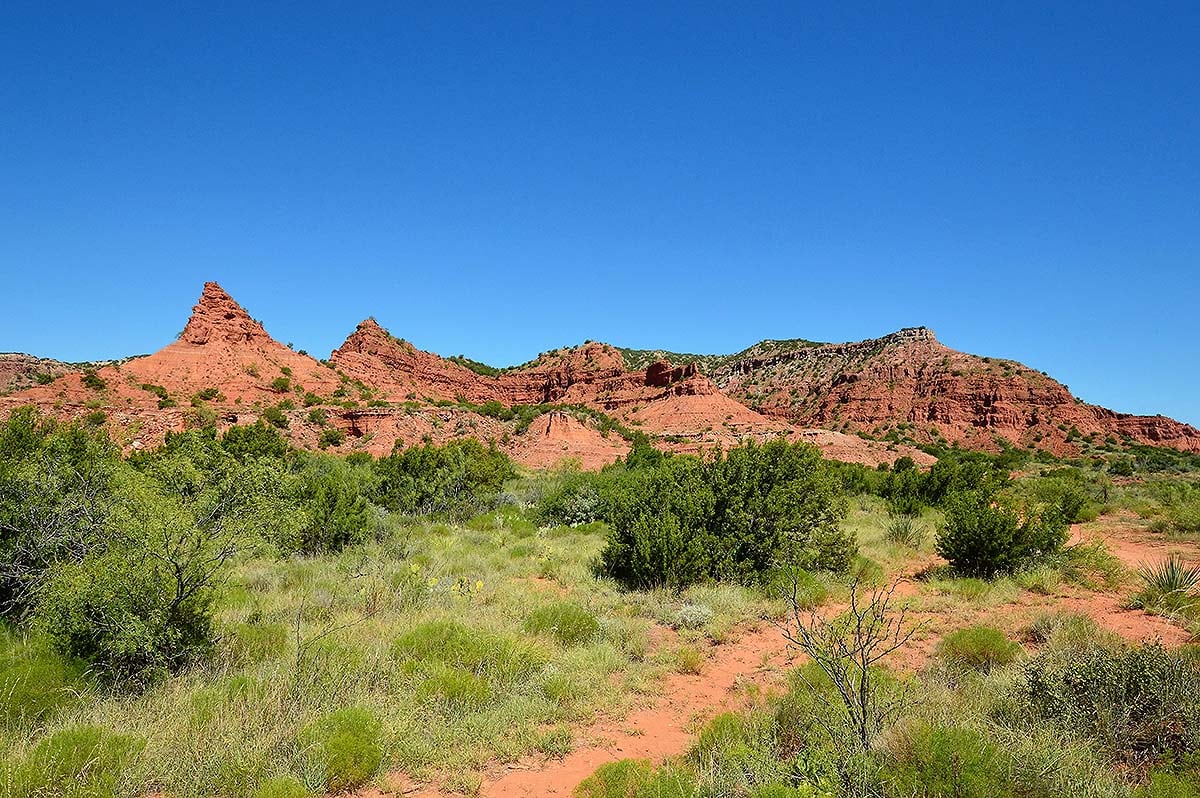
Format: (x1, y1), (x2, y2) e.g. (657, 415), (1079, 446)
(936, 489), (1068, 577)
(779, 577), (923, 751)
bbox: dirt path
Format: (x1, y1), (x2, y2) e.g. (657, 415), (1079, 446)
(479, 624), (793, 797)
(1070, 513), (1200, 571)
(378, 623), (796, 798)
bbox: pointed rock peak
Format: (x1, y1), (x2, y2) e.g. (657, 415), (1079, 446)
(180, 282), (270, 346)
(336, 317), (414, 356)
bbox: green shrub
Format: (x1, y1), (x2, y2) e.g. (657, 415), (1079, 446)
(417, 664), (494, 710)
(5, 725), (143, 798)
(1136, 771), (1200, 798)
(0, 410), (121, 619)
(288, 454), (379, 553)
(81, 370), (107, 391)
(599, 440), (853, 589)
(220, 420), (290, 459)
(750, 787), (824, 798)
(392, 620), (547, 685)
(34, 549), (214, 683)
(318, 427), (344, 449)
(271, 376), (291, 393)
(373, 438), (516, 519)
(691, 711), (754, 764)
(936, 489), (1068, 577)
(261, 405), (289, 429)
(936, 626), (1021, 672)
(886, 724), (1014, 797)
(1022, 641), (1200, 765)
(524, 602), (601, 646)
(251, 775), (308, 798)
(299, 707), (383, 792)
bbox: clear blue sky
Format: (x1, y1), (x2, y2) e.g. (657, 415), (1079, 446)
(1, 3), (1197, 425)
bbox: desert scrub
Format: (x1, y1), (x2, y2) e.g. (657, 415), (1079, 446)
(2, 725), (143, 798)
(935, 626), (1021, 673)
(573, 758), (698, 798)
(1022, 640), (1200, 766)
(251, 775), (308, 798)
(299, 707), (383, 792)
(392, 619), (548, 686)
(672, 645), (705, 674)
(884, 723), (1016, 798)
(524, 602), (601, 646)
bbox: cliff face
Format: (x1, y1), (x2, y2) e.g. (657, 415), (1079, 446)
(709, 327), (1200, 454)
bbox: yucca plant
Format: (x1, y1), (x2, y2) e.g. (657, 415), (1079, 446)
(885, 514), (926, 548)
(1134, 555), (1200, 617)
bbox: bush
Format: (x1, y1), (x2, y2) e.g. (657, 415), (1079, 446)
(1137, 771), (1200, 798)
(936, 489), (1068, 577)
(81, 370), (107, 391)
(289, 455), (379, 553)
(574, 758), (697, 798)
(373, 439), (516, 518)
(598, 440), (853, 589)
(271, 376), (291, 393)
(299, 707), (383, 792)
(524, 602), (601, 646)
(220, 420), (290, 460)
(936, 626), (1021, 672)
(318, 427), (345, 449)
(1022, 641), (1200, 766)
(260, 406), (289, 429)
(34, 549), (215, 683)
(4, 725), (143, 798)
(0, 410), (121, 619)
(575, 758), (655, 798)
(417, 664), (494, 711)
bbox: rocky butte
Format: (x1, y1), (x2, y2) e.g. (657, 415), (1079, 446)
(2, 283), (1197, 467)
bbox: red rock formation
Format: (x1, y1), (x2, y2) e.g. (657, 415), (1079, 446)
(711, 327), (1200, 454)
(6, 284), (1193, 469)
(0, 282), (342, 446)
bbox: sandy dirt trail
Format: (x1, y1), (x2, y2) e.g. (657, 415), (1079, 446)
(376, 623), (795, 798)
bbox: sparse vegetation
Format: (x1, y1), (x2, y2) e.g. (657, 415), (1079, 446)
(2, 403), (1199, 797)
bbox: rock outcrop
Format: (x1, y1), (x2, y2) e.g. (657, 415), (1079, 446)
(710, 328), (1200, 454)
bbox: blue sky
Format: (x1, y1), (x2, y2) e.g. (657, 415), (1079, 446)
(1, 2), (1197, 424)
